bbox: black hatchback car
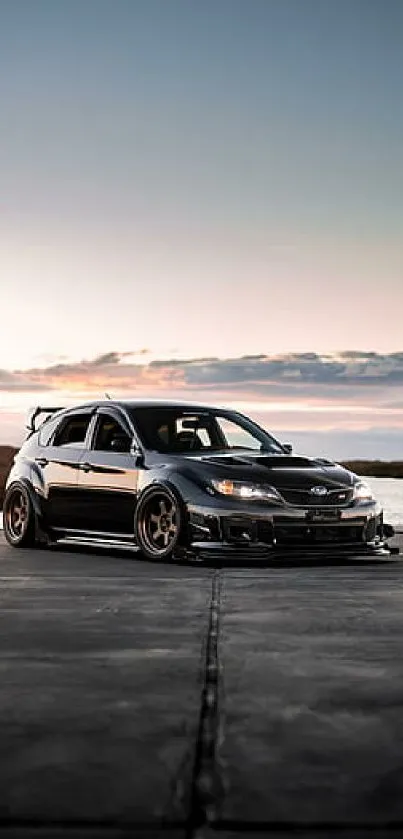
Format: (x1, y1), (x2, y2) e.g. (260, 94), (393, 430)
(3, 399), (395, 560)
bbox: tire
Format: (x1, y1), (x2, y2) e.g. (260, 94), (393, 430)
(135, 485), (185, 561)
(3, 483), (37, 548)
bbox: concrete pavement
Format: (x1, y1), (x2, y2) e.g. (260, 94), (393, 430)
(1, 533), (403, 837)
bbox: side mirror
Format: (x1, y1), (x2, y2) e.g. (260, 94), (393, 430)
(110, 434), (131, 453)
(283, 443), (293, 454)
(384, 523), (395, 539)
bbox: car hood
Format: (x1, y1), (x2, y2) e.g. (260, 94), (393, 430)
(180, 451), (356, 490)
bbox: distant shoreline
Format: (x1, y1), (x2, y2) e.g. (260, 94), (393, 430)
(0, 445), (402, 508)
(340, 461), (403, 479)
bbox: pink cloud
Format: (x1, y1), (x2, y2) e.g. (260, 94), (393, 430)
(1, 351), (403, 446)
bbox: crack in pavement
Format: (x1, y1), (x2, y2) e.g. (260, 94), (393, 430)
(186, 571), (224, 837)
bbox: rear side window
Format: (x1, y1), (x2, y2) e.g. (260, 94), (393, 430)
(38, 416), (61, 446)
(93, 414), (131, 451)
(52, 414), (92, 448)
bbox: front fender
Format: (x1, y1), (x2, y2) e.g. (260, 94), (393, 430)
(138, 468), (210, 508)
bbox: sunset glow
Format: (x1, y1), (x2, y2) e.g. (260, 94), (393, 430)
(1, 1), (402, 458)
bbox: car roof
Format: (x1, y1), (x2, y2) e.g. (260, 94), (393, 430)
(44, 399), (232, 418)
(74, 399), (224, 413)
(30, 399), (232, 437)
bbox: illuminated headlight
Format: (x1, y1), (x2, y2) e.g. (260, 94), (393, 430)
(210, 479), (283, 503)
(353, 481), (374, 502)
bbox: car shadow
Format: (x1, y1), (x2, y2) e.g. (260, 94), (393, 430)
(197, 554), (400, 569)
(50, 541), (400, 570)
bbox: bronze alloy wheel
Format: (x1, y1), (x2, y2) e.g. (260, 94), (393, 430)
(136, 488), (181, 560)
(4, 484), (36, 548)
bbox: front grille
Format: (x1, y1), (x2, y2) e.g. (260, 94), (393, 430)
(274, 524), (364, 545)
(279, 487), (353, 507)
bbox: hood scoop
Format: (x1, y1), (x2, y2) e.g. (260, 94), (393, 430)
(200, 453), (333, 470)
(201, 455), (254, 467)
(257, 456), (321, 469)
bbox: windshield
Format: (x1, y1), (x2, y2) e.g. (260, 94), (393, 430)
(128, 407), (285, 455)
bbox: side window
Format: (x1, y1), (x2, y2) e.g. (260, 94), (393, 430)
(93, 414), (131, 452)
(53, 414), (92, 448)
(216, 417), (261, 451)
(38, 416), (60, 446)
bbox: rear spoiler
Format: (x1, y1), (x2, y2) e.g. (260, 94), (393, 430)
(26, 406), (64, 434)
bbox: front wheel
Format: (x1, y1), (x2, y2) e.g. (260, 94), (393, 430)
(3, 483), (37, 548)
(135, 486), (184, 561)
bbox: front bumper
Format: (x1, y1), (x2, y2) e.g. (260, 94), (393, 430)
(186, 499), (398, 558)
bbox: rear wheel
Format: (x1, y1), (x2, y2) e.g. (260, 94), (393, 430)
(135, 486), (183, 561)
(3, 483), (36, 548)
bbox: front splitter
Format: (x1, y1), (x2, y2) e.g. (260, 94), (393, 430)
(181, 539), (400, 563)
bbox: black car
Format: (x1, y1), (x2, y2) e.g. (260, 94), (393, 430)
(3, 400), (396, 560)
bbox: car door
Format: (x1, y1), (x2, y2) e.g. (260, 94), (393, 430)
(39, 409), (94, 531)
(76, 408), (141, 535)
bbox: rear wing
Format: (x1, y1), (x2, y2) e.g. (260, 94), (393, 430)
(26, 406), (64, 435)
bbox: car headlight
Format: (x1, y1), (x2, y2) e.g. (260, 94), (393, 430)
(210, 479), (283, 503)
(353, 481), (374, 502)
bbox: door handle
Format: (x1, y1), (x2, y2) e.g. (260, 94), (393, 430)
(35, 457), (48, 467)
(79, 462), (92, 473)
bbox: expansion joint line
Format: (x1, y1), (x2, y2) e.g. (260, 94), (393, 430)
(187, 570), (223, 837)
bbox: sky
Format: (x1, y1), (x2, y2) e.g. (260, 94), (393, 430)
(1, 0), (402, 457)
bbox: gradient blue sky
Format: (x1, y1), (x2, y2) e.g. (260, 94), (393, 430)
(1, 0), (402, 455)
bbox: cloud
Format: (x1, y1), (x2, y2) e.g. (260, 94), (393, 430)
(0, 369), (53, 392)
(0, 350), (403, 410)
(91, 351), (124, 366)
(90, 350), (149, 366)
(1, 351), (403, 401)
(0, 370), (16, 383)
(1, 351), (403, 447)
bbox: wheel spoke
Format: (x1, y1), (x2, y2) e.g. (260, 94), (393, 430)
(5, 489), (31, 541)
(140, 492), (181, 557)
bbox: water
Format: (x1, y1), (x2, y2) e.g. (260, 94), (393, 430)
(364, 477), (403, 528)
(0, 477), (402, 532)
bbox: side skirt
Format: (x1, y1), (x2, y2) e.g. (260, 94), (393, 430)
(51, 528), (140, 552)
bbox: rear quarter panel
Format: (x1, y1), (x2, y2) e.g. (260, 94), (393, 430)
(5, 437), (47, 510)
